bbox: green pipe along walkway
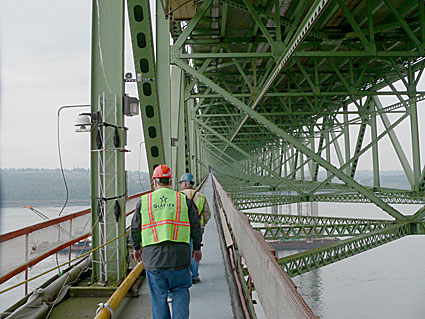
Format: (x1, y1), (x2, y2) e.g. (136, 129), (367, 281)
(1, 0), (425, 318)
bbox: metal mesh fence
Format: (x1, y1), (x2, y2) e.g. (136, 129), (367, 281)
(0, 211), (91, 283)
(212, 175), (317, 319)
(0, 193), (144, 285)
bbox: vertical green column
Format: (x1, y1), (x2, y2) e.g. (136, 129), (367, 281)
(325, 121), (331, 179)
(369, 99), (380, 187)
(196, 128), (202, 182)
(128, 0), (165, 176)
(193, 127), (200, 183)
(183, 99), (191, 174)
(187, 99), (196, 176)
(156, 0), (171, 166)
(308, 127), (315, 180)
(91, 0), (126, 283)
(407, 67), (421, 190)
(374, 96), (414, 187)
(300, 149), (305, 180)
(176, 71), (187, 185)
(171, 66), (182, 188)
(343, 104), (350, 175)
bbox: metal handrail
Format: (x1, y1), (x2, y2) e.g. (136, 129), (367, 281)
(0, 231), (129, 295)
(0, 192), (148, 285)
(212, 175), (317, 319)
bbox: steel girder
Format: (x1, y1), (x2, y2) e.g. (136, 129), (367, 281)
(245, 212), (393, 225)
(145, 1), (425, 286)
(128, 0), (165, 176)
(256, 222), (392, 240)
(278, 223), (412, 277)
(230, 191), (425, 210)
(169, 0), (425, 221)
(91, 0), (127, 282)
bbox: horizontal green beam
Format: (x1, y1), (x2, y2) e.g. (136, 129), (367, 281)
(244, 212), (394, 226)
(179, 51), (424, 59)
(190, 91), (425, 98)
(256, 221), (392, 240)
(278, 223), (411, 277)
(230, 189), (425, 210)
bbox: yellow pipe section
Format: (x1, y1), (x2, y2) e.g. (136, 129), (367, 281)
(94, 261), (144, 319)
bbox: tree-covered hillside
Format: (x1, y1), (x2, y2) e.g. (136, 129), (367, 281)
(0, 168), (151, 206)
(0, 168), (410, 207)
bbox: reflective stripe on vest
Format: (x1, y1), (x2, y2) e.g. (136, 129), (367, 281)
(181, 189), (206, 226)
(141, 188), (190, 247)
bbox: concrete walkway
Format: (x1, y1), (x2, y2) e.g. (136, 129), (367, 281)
(115, 176), (234, 318)
(189, 176), (233, 318)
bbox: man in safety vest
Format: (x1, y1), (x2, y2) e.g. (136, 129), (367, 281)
(178, 173), (211, 284)
(130, 165), (202, 319)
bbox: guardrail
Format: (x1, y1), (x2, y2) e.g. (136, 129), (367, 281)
(0, 192), (147, 293)
(212, 175), (317, 319)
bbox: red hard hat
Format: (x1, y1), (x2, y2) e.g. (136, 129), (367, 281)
(152, 164), (172, 179)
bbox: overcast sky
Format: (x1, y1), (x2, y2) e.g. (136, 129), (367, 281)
(0, 0), (146, 171)
(1, 0), (424, 174)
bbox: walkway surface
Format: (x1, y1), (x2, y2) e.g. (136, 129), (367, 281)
(115, 176), (234, 318)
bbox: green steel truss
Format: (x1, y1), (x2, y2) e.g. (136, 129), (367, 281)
(278, 223), (413, 277)
(246, 211), (424, 275)
(126, 0), (425, 282)
(246, 212), (393, 226)
(167, 0), (424, 217)
(249, 213), (395, 239)
(231, 191), (425, 210)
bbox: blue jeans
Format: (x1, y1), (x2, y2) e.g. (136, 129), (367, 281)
(146, 268), (192, 319)
(189, 239), (199, 280)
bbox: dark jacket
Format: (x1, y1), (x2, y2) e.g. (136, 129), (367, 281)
(130, 189), (202, 270)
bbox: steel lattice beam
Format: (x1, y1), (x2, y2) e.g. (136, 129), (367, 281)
(278, 223), (411, 277)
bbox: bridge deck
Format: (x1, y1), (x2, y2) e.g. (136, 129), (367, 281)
(115, 176), (234, 318)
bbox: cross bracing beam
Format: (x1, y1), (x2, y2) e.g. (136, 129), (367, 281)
(231, 191), (425, 210)
(179, 51), (425, 59)
(220, 0), (332, 148)
(278, 223), (411, 278)
(192, 116), (305, 194)
(173, 57), (409, 220)
(168, 0), (424, 225)
(256, 222), (392, 240)
(191, 91), (425, 98)
(244, 212), (394, 227)
(225, 94), (416, 197)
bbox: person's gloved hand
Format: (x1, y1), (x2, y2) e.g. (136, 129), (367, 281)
(134, 249), (142, 262)
(192, 249), (202, 262)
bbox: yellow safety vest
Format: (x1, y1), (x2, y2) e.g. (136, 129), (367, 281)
(141, 188), (190, 247)
(181, 188), (206, 226)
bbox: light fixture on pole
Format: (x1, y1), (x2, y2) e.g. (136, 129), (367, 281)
(123, 94), (140, 117)
(75, 113), (92, 132)
(57, 104), (90, 217)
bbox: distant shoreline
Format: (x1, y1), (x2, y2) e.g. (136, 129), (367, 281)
(0, 168), (150, 208)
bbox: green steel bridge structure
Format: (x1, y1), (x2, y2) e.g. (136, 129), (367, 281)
(88, 0), (425, 316)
